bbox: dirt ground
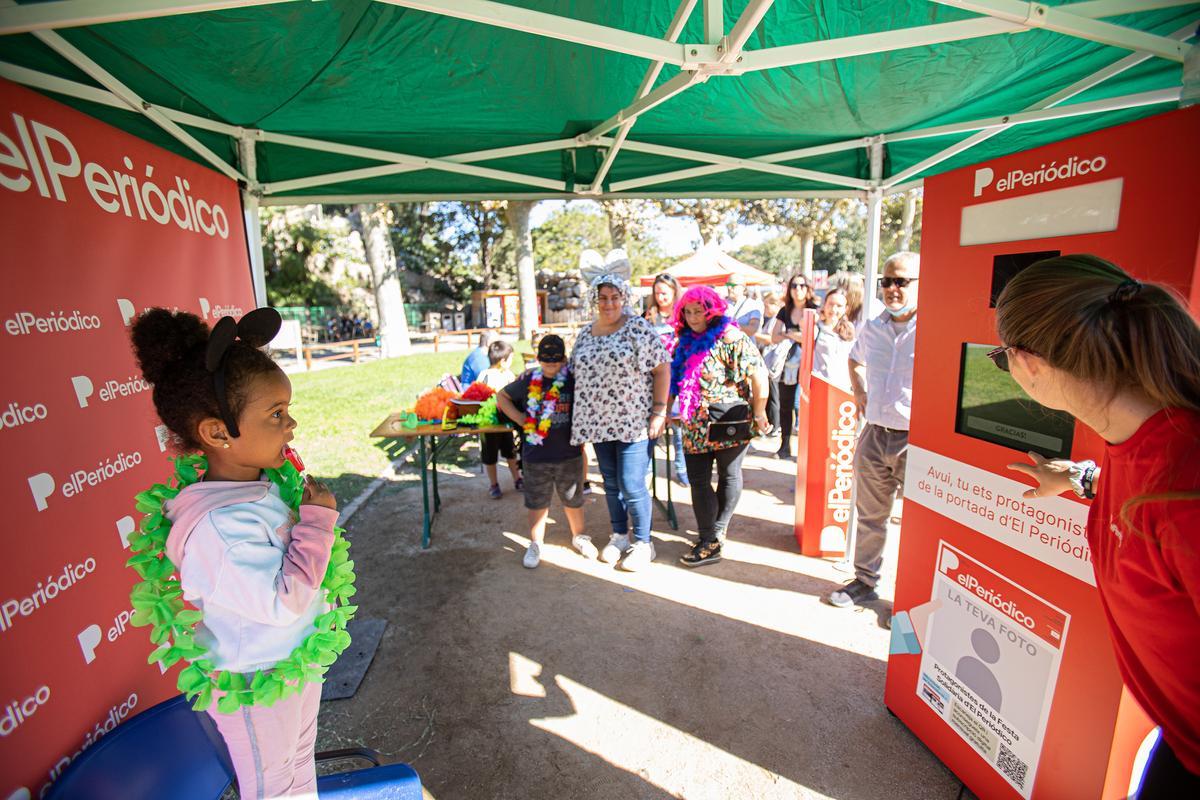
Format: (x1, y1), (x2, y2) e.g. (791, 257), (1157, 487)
(317, 434), (971, 800)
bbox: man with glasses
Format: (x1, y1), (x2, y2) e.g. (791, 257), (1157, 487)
(825, 251), (920, 609)
(725, 273), (763, 337)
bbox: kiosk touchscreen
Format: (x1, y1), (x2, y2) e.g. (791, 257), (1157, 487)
(954, 343), (1075, 460)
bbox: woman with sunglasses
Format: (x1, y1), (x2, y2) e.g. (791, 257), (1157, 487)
(994, 254), (1200, 797)
(770, 272), (820, 460)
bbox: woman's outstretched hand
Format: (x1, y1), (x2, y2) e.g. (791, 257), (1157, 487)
(1006, 452), (1075, 499)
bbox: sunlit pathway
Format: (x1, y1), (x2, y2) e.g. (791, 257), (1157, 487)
(325, 435), (967, 800)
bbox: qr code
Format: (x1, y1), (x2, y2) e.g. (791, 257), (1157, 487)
(997, 744), (1028, 789)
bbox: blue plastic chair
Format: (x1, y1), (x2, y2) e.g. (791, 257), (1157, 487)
(46, 694), (422, 799)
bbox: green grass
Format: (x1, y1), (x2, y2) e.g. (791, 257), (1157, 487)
(288, 351), (466, 502)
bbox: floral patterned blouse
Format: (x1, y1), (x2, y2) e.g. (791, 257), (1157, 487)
(677, 329), (765, 455)
(570, 313), (669, 445)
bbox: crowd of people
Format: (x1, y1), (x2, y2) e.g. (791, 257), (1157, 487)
(461, 254), (915, 582)
(323, 312), (373, 342)
(125, 248), (1198, 797)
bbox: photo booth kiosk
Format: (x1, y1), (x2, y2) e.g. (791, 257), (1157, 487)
(884, 106), (1200, 799)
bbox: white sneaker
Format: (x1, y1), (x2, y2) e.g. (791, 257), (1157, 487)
(523, 542), (541, 569)
(572, 535), (599, 560)
(619, 540), (656, 572)
(599, 533), (630, 564)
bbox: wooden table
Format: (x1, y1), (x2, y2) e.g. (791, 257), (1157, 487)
(370, 414), (514, 548)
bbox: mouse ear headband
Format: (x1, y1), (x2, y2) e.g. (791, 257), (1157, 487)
(205, 307), (281, 438)
(582, 248), (633, 307)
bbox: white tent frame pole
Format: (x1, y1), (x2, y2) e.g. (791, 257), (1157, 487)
(839, 137), (886, 575)
(721, 0), (777, 63)
(579, 70), (707, 143)
(611, 139), (872, 190)
(608, 138), (873, 190)
(0, 60), (244, 135)
(862, 139), (886, 322)
(376, 0), (695, 65)
(257, 131), (567, 192)
(885, 87), (1180, 143)
(264, 189), (867, 206)
(625, 12), (1194, 195)
(28, 28), (247, 183)
(261, 139), (578, 195)
(703, 0), (722, 44)
(883, 19), (1196, 188)
(237, 134), (268, 307)
(576, 0), (772, 148)
(929, 0), (1188, 62)
(0, 0), (295, 35)
(885, 179), (925, 196)
(585, 0), (699, 193)
(737, 0), (1190, 72)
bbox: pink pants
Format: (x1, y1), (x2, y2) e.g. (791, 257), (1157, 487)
(206, 681), (321, 799)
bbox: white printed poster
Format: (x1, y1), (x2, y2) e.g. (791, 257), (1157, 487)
(917, 542), (1070, 798)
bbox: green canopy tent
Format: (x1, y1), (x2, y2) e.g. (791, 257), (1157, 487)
(1, 0), (1196, 309)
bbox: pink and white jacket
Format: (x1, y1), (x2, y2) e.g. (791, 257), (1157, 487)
(164, 478), (337, 674)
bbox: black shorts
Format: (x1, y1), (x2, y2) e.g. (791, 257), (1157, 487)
(522, 456), (584, 510)
(480, 431), (516, 465)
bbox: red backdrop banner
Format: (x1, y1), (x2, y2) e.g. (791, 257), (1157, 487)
(0, 79), (255, 798)
(795, 375), (856, 557)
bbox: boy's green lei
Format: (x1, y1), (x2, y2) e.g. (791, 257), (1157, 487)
(127, 454), (357, 712)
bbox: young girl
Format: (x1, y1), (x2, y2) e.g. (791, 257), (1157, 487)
(811, 288), (856, 393)
(131, 307), (339, 798)
(994, 255), (1199, 797)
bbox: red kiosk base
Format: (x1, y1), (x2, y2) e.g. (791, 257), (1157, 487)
(885, 106), (1200, 800)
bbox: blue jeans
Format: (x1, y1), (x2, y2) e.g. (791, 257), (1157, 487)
(592, 439), (654, 544)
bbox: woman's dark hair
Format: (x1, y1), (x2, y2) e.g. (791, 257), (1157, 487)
(130, 308), (282, 451)
(782, 272), (818, 317)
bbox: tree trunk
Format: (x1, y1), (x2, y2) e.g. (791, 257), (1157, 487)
(506, 200), (539, 340)
(799, 230), (815, 275)
(898, 190), (918, 251)
(696, 214), (719, 246)
(356, 204), (411, 358)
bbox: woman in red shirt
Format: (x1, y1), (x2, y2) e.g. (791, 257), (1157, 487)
(993, 254), (1200, 797)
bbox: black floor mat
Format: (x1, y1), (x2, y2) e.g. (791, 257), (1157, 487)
(321, 617), (387, 701)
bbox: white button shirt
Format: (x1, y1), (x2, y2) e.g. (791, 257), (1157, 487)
(849, 311), (917, 431)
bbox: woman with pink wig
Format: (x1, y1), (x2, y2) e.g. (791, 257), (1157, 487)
(670, 285), (769, 568)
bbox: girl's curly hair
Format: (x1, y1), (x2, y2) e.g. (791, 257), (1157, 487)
(130, 308), (281, 451)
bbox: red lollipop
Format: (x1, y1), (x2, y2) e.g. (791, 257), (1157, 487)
(283, 445), (305, 473)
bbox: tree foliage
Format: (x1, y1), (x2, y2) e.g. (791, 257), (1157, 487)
(260, 208), (364, 307)
(655, 199), (742, 247)
(533, 203), (611, 273)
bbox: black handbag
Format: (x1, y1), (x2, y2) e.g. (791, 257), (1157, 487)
(706, 401), (753, 444)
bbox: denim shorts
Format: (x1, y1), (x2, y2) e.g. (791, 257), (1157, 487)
(522, 456), (584, 510)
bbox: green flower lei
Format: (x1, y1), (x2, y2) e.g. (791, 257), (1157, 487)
(457, 394), (500, 427)
(127, 454), (357, 713)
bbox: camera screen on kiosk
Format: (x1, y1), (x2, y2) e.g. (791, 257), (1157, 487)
(955, 343), (1075, 459)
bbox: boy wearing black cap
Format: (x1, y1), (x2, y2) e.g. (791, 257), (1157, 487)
(497, 335), (596, 568)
